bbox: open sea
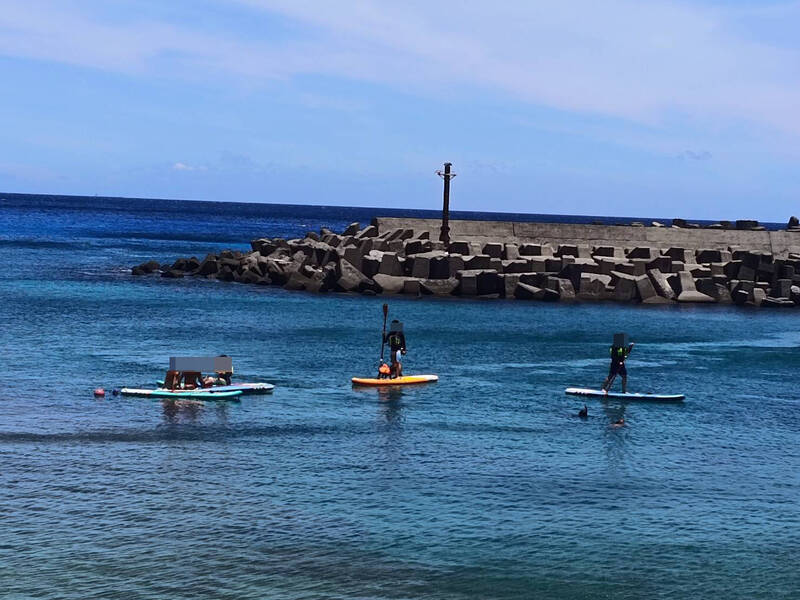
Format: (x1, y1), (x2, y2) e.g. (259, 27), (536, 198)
(1, 193), (799, 599)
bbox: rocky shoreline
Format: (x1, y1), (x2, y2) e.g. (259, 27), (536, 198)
(133, 219), (800, 308)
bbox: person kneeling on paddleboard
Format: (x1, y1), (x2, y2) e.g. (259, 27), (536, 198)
(602, 336), (634, 393)
(384, 320), (407, 379)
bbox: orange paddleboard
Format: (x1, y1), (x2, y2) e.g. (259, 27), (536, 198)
(351, 375), (439, 386)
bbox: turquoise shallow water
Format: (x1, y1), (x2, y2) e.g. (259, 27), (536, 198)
(1, 195), (800, 599)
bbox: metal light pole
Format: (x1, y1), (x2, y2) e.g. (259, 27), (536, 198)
(436, 162), (456, 245)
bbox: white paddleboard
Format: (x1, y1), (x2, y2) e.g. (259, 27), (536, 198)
(565, 387), (685, 402)
(157, 381), (274, 394)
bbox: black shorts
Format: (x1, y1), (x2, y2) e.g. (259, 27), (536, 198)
(608, 361), (627, 378)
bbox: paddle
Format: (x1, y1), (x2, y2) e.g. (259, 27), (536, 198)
(379, 303), (389, 370)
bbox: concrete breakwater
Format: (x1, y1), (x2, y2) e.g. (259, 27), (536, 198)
(374, 217), (800, 255)
(132, 218), (800, 308)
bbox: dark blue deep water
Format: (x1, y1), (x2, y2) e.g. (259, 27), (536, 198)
(1, 194), (799, 599)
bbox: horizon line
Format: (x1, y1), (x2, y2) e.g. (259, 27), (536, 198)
(0, 189), (788, 227)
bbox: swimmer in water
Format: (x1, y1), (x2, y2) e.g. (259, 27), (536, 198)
(611, 417), (625, 427)
(578, 405), (588, 418)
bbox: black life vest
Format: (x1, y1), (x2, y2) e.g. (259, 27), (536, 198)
(610, 346), (628, 363)
(388, 332), (403, 350)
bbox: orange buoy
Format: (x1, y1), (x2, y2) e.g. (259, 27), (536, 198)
(93, 388), (105, 397)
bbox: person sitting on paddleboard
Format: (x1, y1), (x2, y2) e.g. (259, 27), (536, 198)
(602, 341), (634, 393)
(383, 320), (407, 379)
(378, 362), (391, 379)
(215, 370), (232, 386)
(164, 370), (181, 390)
(182, 371), (202, 390)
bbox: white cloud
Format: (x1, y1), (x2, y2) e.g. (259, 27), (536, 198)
(677, 150), (713, 161)
(1, 0), (799, 139)
(172, 162), (206, 171)
(241, 0), (800, 134)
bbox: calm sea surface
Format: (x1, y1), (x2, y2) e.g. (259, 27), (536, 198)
(1, 194), (799, 599)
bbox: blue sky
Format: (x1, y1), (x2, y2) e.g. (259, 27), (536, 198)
(0, 0), (798, 220)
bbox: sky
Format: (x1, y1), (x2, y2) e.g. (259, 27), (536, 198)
(0, 0), (798, 220)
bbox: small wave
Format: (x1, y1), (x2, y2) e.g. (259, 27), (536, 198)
(0, 423), (369, 444)
(0, 239), (79, 250)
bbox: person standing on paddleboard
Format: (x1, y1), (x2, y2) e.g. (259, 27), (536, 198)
(384, 320), (407, 379)
(602, 336), (634, 393)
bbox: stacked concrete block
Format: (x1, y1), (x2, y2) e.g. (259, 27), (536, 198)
(577, 273), (611, 300)
(404, 239), (432, 255)
(457, 269), (500, 297)
(379, 252), (404, 277)
(547, 276), (576, 300)
(529, 257), (548, 272)
(429, 254), (451, 279)
(664, 248), (694, 262)
(593, 246), (625, 259)
(448, 240), (471, 255)
(500, 273), (522, 298)
(627, 247), (657, 260)
(519, 243), (554, 256)
(555, 244), (579, 257)
(355, 225), (378, 238)
(646, 269), (675, 300)
(342, 222), (360, 236)
(373, 274), (407, 294)
(515, 282), (559, 301)
(464, 255), (492, 270)
(696, 278), (732, 303)
(545, 258), (563, 272)
(482, 243), (503, 258)
(448, 254), (465, 273)
(420, 278), (459, 296)
(503, 259), (533, 274)
(672, 271), (715, 303)
(646, 256), (671, 272)
(361, 254), (382, 278)
(137, 220), (800, 308)
(613, 273), (640, 302)
(504, 244), (521, 260)
(635, 275), (669, 304)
